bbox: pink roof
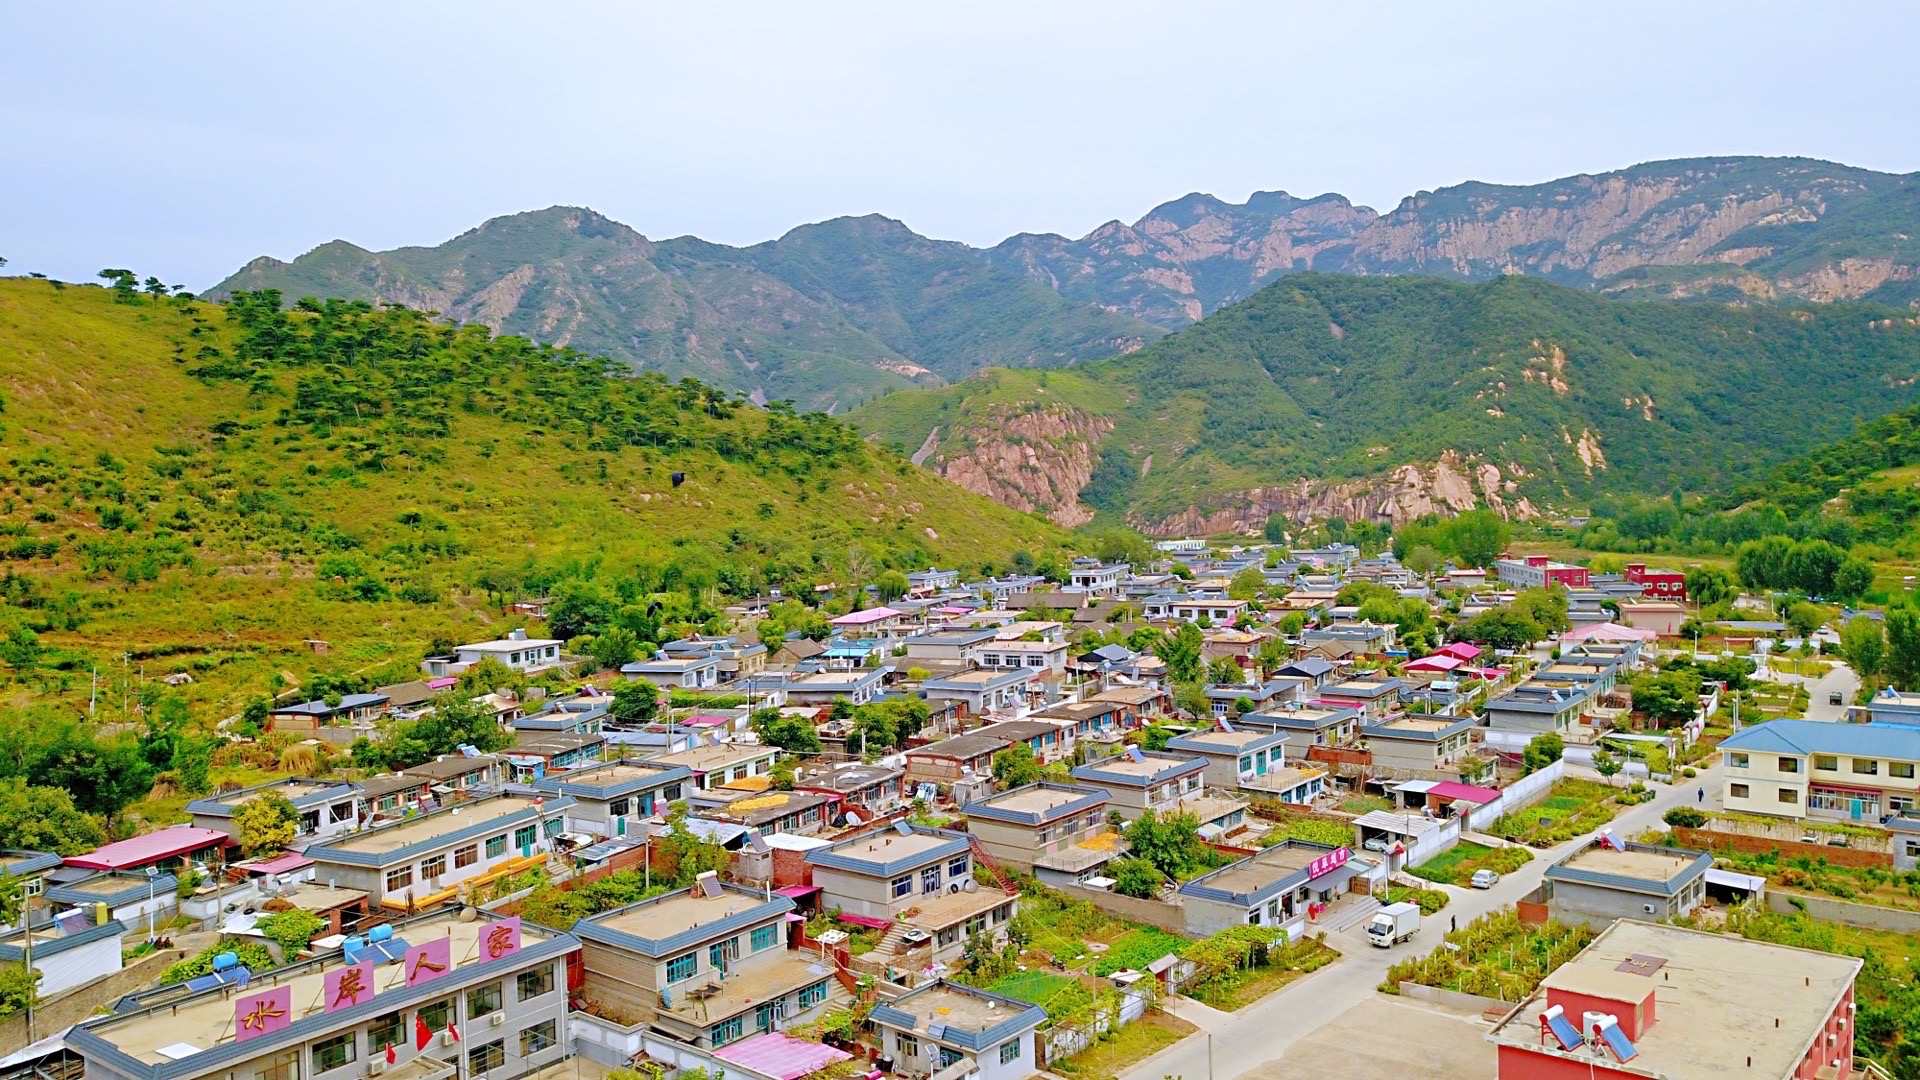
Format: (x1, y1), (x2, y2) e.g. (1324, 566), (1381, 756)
(937, 605), (972, 615)
(1563, 622), (1657, 643)
(1435, 642), (1483, 661)
(67, 827), (230, 871)
(831, 606), (903, 626)
(1404, 655), (1464, 673)
(683, 713), (732, 727)
(425, 676), (459, 690)
(716, 1033), (852, 1080)
(241, 852), (315, 876)
(1427, 781), (1501, 806)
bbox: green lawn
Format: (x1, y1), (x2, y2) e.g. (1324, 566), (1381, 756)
(1407, 841), (1534, 886)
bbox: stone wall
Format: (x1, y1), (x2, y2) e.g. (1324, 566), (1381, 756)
(1764, 892), (1920, 935)
(0, 945), (190, 1054)
(1051, 882), (1188, 933)
(1397, 982), (1515, 1014)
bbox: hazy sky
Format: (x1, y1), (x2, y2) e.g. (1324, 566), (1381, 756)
(4, 2), (1918, 290)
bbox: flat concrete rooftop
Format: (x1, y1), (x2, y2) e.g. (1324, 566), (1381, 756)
(317, 796), (533, 855)
(1558, 845), (1696, 883)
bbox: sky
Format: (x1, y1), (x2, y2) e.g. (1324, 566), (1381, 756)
(4, 1), (1919, 290)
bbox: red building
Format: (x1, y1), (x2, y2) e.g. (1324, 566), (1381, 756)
(1623, 563), (1686, 602)
(1495, 555), (1591, 590)
(1491, 921), (1861, 1079)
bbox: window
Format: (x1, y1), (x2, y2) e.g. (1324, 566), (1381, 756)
(1730, 753), (1750, 769)
(897, 1034), (919, 1061)
(418, 999), (452, 1034)
(1000, 1039), (1022, 1065)
(1730, 784), (1750, 799)
(800, 980), (830, 1008)
(368, 1011), (403, 1052)
(1814, 755), (1838, 771)
(1779, 757), (1801, 774)
(420, 854), (447, 880)
(1779, 789), (1800, 804)
(485, 834), (508, 858)
(921, 866), (941, 893)
(468, 1040), (506, 1073)
(610, 798), (632, 817)
(1238, 756), (1253, 773)
(468, 981), (502, 1017)
(891, 875), (912, 898)
(255, 1050), (298, 1080)
(710, 937), (739, 970)
(751, 924), (779, 952)
(1896, 763), (1916, 780)
(520, 1018), (558, 1056)
(666, 953), (698, 984)
(518, 965), (556, 999)
(711, 1016), (745, 1047)
(311, 1032), (356, 1073)
(948, 856), (970, 879)
(514, 824), (538, 849)
(544, 818), (564, 837)
(1855, 759), (1881, 776)
(1908, 841), (1920, 858)
(384, 866), (412, 892)
(455, 844), (479, 869)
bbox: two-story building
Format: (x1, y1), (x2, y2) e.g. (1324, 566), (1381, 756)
(422, 629), (565, 677)
(302, 794), (571, 912)
(1718, 718), (1920, 823)
(923, 669), (1033, 718)
(1493, 555), (1590, 590)
(574, 880), (844, 1049)
(188, 779), (366, 844)
(71, 909), (572, 1080)
(806, 825), (1015, 967)
(1164, 727), (1326, 804)
(962, 783), (1119, 885)
(1068, 750), (1205, 820)
(1360, 714), (1479, 776)
(532, 759), (692, 839)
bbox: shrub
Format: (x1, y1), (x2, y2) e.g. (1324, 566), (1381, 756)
(1663, 807), (1708, 829)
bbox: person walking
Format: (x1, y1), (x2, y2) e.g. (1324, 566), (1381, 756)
(1697, 787), (1705, 804)
(1450, 915), (1457, 933)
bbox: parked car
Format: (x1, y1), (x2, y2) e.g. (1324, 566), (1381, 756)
(1830, 692), (1845, 706)
(1827, 835), (1850, 847)
(1362, 837), (1391, 853)
(1471, 869), (1500, 889)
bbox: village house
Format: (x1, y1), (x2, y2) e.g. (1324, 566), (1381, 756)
(908, 567), (961, 593)
(1359, 714), (1480, 776)
(1237, 704), (1362, 760)
(648, 740), (780, 792)
(806, 825), (1015, 967)
(1487, 920), (1860, 1080)
(421, 629), (565, 677)
(1164, 727), (1327, 804)
(1493, 555), (1591, 590)
(532, 758), (692, 839)
(1623, 561), (1687, 601)
(1616, 597), (1688, 637)
(1484, 680), (1595, 736)
(1315, 677), (1405, 717)
(768, 635), (828, 669)
(621, 651), (723, 690)
(793, 761), (907, 820)
(661, 635), (768, 682)
(45, 870), (178, 935)
(1068, 559), (1128, 597)
(975, 636), (1069, 677)
(1165, 597), (1249, 626)
(504, 730), (607, 781)
(0, 916), (127, 997)
(870, 981), (1048, 1080)
(970, 719), (1074, 764)
(302, 793), (571, 912)
(1539, 835), (1712, 929)
(922, 668), (1033, 718)
(402, 752), (508, 795)
(1085, 684), (1174, 722)
(1300, 621), (1397, 654)
(1203, 679), (1301, 718)
(188, 779), (366, 843)
(782, 668), (888, 708)
(266, 693), (389, 732)
(1069, 749), (1206, 820)
(1718, 717), (1920, 825)
(962, 782), (1119, 885)
(0, 850), (61, 908)
(1178, 840), (1368, 937)
(70, 909), (573, 1080)
(904, 733), (1010, 784)
(1273, 656), (1338, 689)
(66, 827), (232, 876)
(692, 788), (836, 836)
(830, 606), (914, 640)
(902, 626), (998, 669)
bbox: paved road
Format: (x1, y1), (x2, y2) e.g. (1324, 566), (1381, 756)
(1791, 661), (1861, 722)
(1125, 761), (1721, 1080)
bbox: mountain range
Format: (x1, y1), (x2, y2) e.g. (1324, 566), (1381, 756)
(848, 273), (1920, 534)
(215, 156), (1920, 410)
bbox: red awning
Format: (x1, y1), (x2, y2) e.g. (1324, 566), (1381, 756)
(775, 885), (821, 900)
(1427, 781), (1502, 806)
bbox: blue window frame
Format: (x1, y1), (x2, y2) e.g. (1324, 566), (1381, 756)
(799, 981), (830, 1008)
(712, 1017), (744, 1046)
(666, 953), (697, 983)
(751, 924), (778, 952)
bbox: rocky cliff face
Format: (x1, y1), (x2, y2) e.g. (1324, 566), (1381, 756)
(1132, 452), (1540, 538)
(913, 404), (1115, 527)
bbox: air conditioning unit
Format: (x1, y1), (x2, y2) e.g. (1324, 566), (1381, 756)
(369, 1062), (387, 1077)
(440, 1032), (459, 1047)
(490, 1012), (506, 1027)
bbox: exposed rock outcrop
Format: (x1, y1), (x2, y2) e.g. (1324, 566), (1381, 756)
(918, 405), (1115, 527)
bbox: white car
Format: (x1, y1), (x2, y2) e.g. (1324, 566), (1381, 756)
(1470, 869), (1500, 889)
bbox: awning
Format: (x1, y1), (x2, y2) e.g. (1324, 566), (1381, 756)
(1705, 868), (1766, 893)
(1391, 780), (1442, 795)
(1308, 862), (1360, 890)
(775, 885), (821, 900)
(241, 852), (314, 876)
(1427, 781), (1501, 806)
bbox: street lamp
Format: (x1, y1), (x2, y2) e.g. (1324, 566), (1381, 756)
(145, 866), (159, 943)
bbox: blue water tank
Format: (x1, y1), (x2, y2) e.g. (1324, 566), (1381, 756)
(368, 925), (394, 943)
(211, 952), (238, 972)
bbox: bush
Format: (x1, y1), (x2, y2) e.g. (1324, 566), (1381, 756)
(1092, 928), (1190, 976)
(256, 909), (328, 956)
(1663, 806), (1708, 829)
(162, 942), (276, 984)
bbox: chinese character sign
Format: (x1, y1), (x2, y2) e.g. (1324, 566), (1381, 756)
(483, 917), (522, 962)
(1307, 846), (1350, 879)
(235, 986), (292, 1042)
(324, 960), (375, 1013)
(404, 937), (452, 988)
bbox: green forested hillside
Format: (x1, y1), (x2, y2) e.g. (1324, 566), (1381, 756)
(852, 274), (1920, 527)
(0, 278), (1067, 721)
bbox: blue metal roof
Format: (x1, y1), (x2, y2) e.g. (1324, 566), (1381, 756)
(0, 850), (61, 877)
(805, 825), (971, 877)
(572, 885), (793, 958)
(1720, 719), (1920, 759)
(532, 759), (692, 801)
(871, 981), (1048, 1051)
(963, 783), (1107, 826)
(304, 796), (574, 868)
(46, 872), (178, 908)
(0, 918), (126, 963)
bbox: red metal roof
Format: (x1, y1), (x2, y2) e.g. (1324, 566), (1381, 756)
(1426, 781), (1501, 806)
(66, 827), (230, 870)
(241, 852), (314, 876)
(715, 1033), (852, 1080)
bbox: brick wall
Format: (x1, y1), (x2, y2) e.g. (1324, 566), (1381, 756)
(1673, 827), (1892, 869)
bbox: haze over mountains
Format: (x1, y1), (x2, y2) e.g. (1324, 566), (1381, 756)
(217, 156), (1920, 412)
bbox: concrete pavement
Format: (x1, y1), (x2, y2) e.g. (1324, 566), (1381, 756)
(1790, 661), (1860, 722)
(1120, 760), (1721, 1080)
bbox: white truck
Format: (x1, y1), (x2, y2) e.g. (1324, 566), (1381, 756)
(1366, 901), (1421, 948)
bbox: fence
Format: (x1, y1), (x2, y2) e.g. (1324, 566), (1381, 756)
(1397, 982), (1513, 1016)
(1763, 892), (1920, 935)
(1039, 986), (1151, 1062)
(1463, 759), (1565, 833)
(1686, 815), (1893, 854)
(1051, 882), (1187, 933)
(1672, 826), (1894, 869)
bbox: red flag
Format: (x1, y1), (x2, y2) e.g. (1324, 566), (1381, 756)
(415, 1013), (432, 1051)
(446, 1020), (461, 1044)
(385, 1044), (397, 1065)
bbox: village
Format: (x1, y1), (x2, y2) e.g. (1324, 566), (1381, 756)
(0, 543), (1903, 1080)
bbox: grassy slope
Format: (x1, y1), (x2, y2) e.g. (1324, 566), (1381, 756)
(0, 280), (1065, 719)
(851, 273), (1920, 520)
